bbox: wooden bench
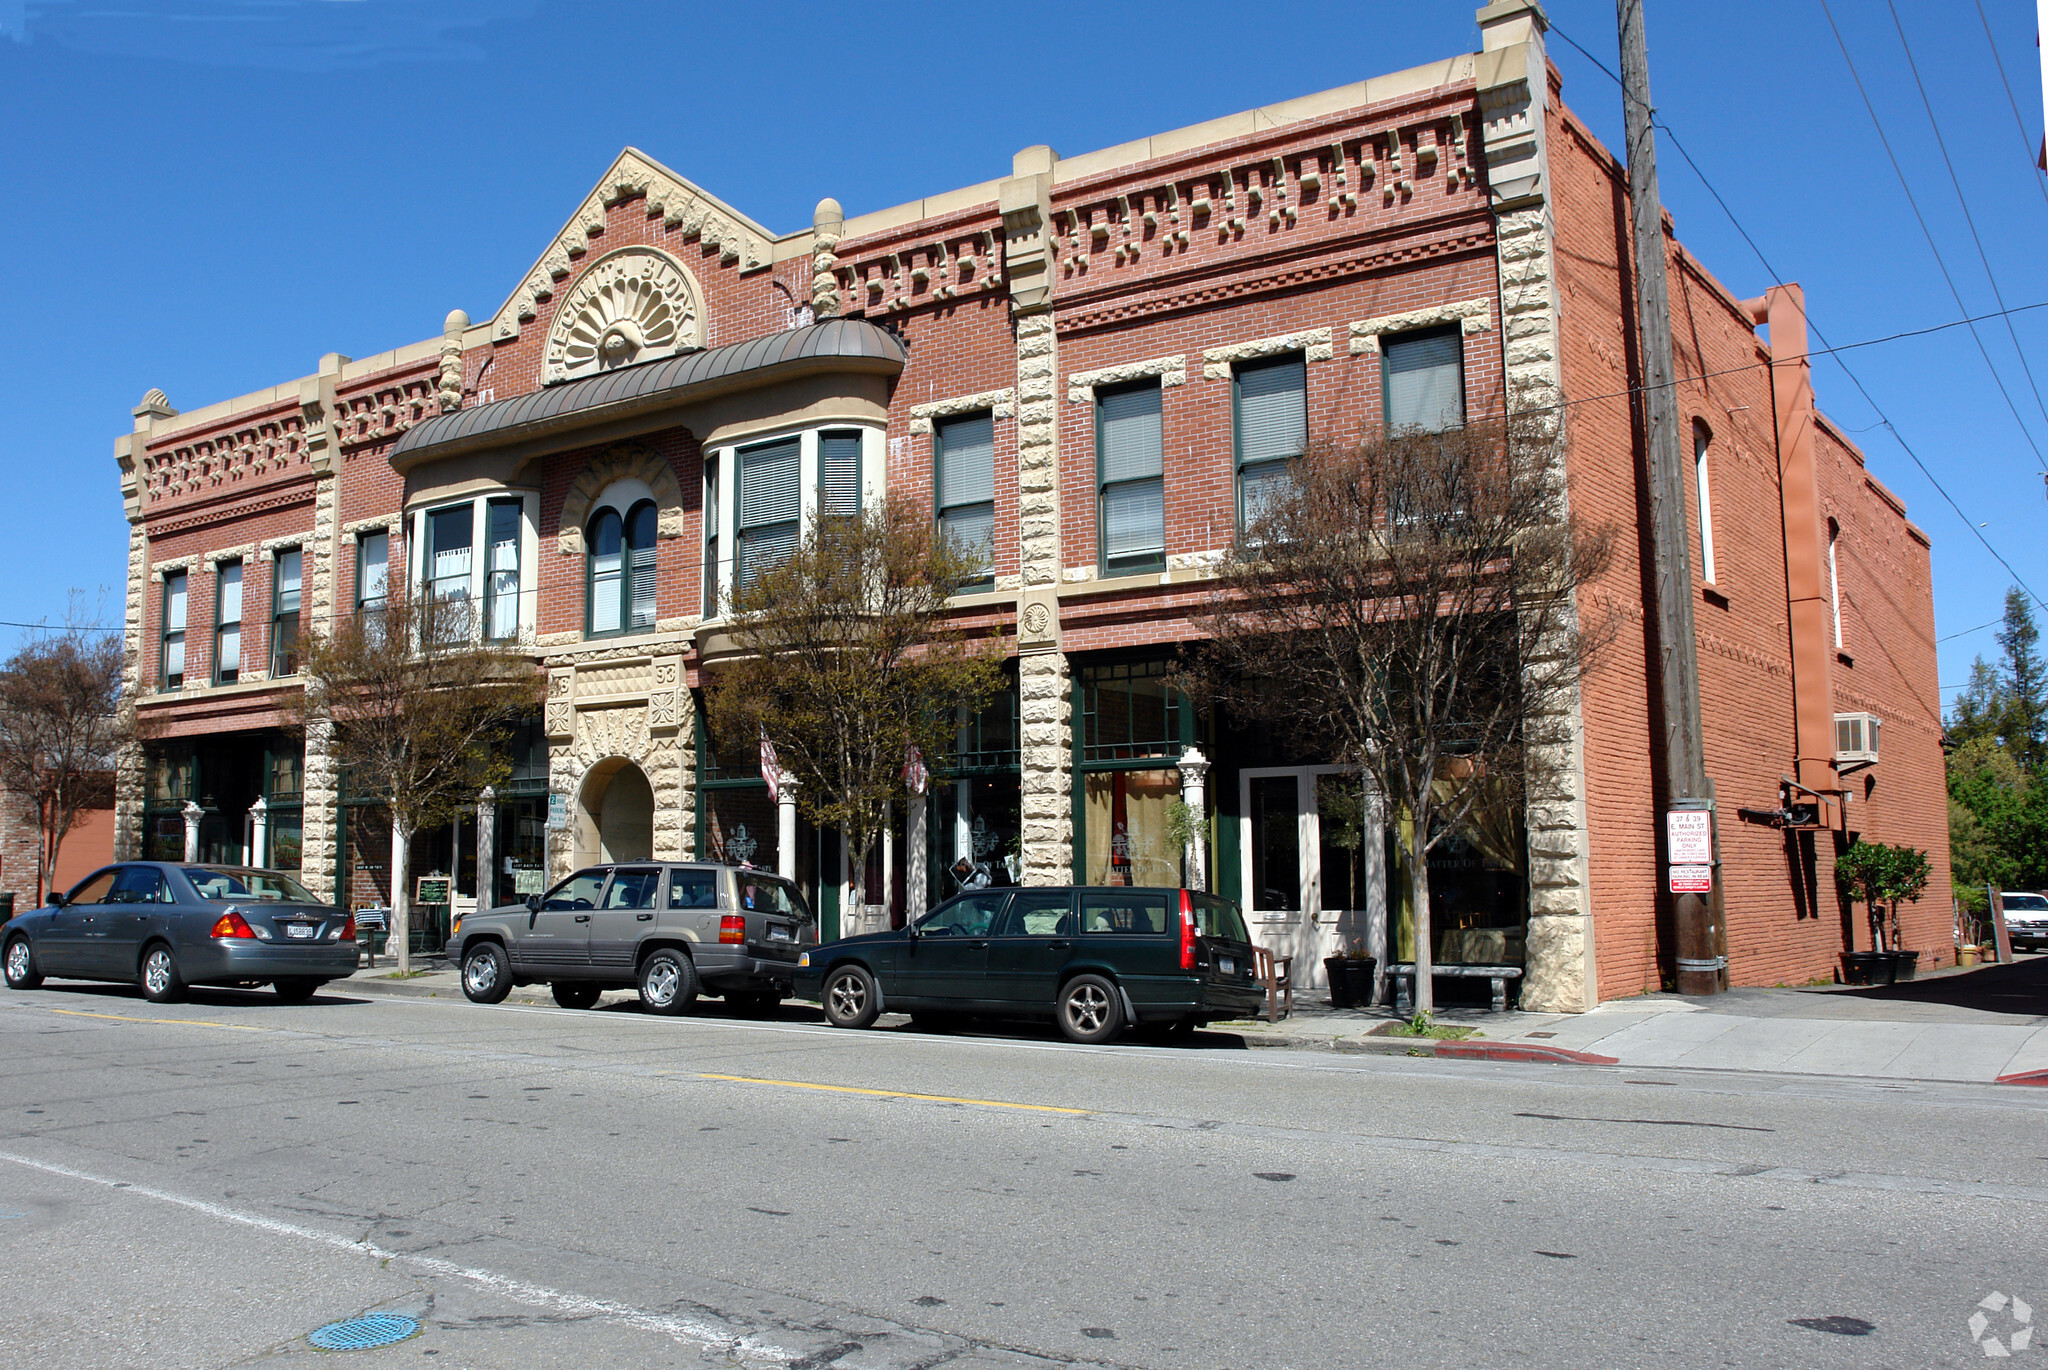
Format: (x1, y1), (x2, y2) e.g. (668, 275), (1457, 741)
(1390, 962), (1524, 1014)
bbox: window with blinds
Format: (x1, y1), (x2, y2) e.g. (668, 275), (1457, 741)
(627, 503), (657, 629)
(818, 430), (862, 517)
(1097, 382), (1165, 574)
(161, 570), (187, 690)
(271, 548), (301, 676)
(738, 436), (801, 590)
(1235, 354), (1307, 530)
(214, 560), (242, 685)
(1383, 327), (1464, 432)
(703, 455), (721, 617)
(936, 412), (995, 587)
(485, 501), (521, 641)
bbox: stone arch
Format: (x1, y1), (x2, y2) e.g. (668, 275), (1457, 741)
(573, 756), (655, 866)
(557, 442), (686, 555)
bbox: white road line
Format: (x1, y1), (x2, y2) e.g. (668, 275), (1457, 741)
(0, 1150), (792, 1360)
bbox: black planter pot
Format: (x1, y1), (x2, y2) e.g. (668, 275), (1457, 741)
(1324, 957), (1377, 1009)
(1886, 950), (1919, 983)
(1841, 951), (1891, 986)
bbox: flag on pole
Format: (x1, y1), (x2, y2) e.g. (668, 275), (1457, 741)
(903, 744), (928, 796)
(759, 726), (782, 792)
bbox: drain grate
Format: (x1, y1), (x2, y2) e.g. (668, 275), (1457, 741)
(308, 1314), (420, 1351)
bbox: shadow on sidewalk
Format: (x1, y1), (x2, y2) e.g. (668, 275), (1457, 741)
(1814, 955), (2048, 1019)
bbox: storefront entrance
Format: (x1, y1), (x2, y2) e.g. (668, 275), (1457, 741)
(1237, 766), (1383, 990)
(574, 759), (653, 865)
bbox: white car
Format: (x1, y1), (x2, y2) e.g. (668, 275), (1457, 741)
(2001, 892), (2048, 953)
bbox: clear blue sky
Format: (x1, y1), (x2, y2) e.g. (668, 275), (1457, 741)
(3, 0), (2044, 716)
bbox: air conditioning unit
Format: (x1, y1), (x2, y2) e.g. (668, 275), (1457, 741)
(1834, 712), (1881, 768)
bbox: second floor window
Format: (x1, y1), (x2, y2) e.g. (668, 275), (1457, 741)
(738, 436), (801, 591)
(1383, 326), (1464, 433)
(356, 529), (389, 614)
(819, 429), (862, 517)
(1097, 381), (1165, 575)
(161, 570), (187, 690)
(936, 412), (995, 588)
(1235, 354), (1307, 530)
(271, 548), (301, 676)
(485, 500), (521, 641)
(428, 506), (473, 603)
(588, 501), (657, 635)
(214, 559), (242, 685)
(703, 455), (721, 617)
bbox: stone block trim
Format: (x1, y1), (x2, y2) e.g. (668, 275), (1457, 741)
(556, 442), (686, 555)
(1347, 298), (1495, 356)
(909, 388), (1015, 435)
(1017, 649), (1071, 885)
(1015, 312), (1062, 588)
(1064, 354), (1186, 404)
(1200, 328), (1334, 380)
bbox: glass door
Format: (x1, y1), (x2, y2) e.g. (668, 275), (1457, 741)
(1239, 767), (1382, 990)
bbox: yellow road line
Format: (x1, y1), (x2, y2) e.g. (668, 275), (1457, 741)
(698, 1073), (1089, 1115)
(44, 1008), (260, 1032)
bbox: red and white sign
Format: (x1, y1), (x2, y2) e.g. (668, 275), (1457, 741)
(1669, 865), (1713, 894)
(1666, 810), (1714, 865)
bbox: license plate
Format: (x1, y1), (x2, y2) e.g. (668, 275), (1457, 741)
(1218, 956), (1236, 975)
(767, 926), (794, 942)
(283, 923), (314, 940)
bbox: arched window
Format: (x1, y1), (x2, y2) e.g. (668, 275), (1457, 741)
(588, 500), (658, 635)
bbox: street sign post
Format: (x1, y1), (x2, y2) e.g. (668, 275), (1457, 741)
(1668, 865), (1713, 894)
(1666, 810), (1713, 865)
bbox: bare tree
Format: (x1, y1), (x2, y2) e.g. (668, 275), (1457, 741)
(1189, 411), (1611, 1012)
(0, 622), (134, 905)
(290, 593), (540, 973)
(705, 496), (1004, 922)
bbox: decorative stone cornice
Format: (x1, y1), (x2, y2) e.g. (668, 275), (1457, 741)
(557, 442), (688, 555)
(491, 148), (773, 343)
(542, 246), (705, 386)
(909, 388), (1015, 435)
(342, 515), (401, 537)
(1348, 298), (1495, 356)
(1200, 328), (1334, 380)
(1065, 355), (1186, 404)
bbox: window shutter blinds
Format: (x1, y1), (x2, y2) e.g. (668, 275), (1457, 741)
(741, 439), (802, 527)
(590, 510), (623, 634)
(629, 505), (657, 627)
(938, 414), (996, 508)
(819, 432), (862, 515)
(941, 504), (995, 562)
(1237, 357), (1307, 466)
(1384, 330), (1464, 431)
(1102, 481), (1165, 559)
(1099, 385), (1163, 481)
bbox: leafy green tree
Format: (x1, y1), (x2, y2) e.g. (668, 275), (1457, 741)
(1833, 840), (1930, 952)
(1994, 587), (2047, 774)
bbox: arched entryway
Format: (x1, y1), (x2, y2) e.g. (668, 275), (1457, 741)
(574, 758), (654, 866)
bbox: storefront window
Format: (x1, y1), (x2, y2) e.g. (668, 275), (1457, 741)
(1082, 768), (1185, 888)
(1388, 794), (1526, 965)
(1080, 659), (1184, 763)
(269, 813), (303, 872)
(150, 748), (195, 804)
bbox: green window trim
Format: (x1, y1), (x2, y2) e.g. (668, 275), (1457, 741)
(271, 546), (302, 677)
(1381, 325), (1466, 433)
(1095, 381), (1166, 576)
(585, 499), (658, 637)
(1233, 352), (1308, 533)
(213, 558), (242, 686)
(160, 569), (187, 691)
(935, 412), (996, 591)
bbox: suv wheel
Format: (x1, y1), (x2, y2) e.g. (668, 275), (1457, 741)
(638, 949), (698, 1016)
(552, 982), (602, 1010)
(4, 936), (42, 991)
(1058, 974), (1124, 1045)
(461, 943), (512, 1004)
(821, 964), (880, 1029)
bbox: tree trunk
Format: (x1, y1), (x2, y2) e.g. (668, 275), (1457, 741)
(392, 818), (412, 975)
(1409, 798), (1434, 1015)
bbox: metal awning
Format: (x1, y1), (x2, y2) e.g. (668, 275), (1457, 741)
(390, 318), (908, 472)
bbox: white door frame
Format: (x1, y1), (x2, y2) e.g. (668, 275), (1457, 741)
(1238, 766), (1385, 989)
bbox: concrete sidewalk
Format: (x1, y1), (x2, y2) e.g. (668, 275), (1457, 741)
(333, 953), (2048, 1085)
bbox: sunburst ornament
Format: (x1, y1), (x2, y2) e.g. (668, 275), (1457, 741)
(544, 247), (704, 384)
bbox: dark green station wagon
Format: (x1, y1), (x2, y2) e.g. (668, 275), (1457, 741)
(791, 886), (1264, 1044)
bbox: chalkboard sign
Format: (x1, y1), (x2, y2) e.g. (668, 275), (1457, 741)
(415, 875), (452, 905)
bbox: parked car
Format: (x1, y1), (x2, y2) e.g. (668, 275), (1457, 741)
(2001, 892), (2048, 952)
(1, 862), (359, 1003)
(792, 886), (1265, 1044)
(449, 863), (817, 1013)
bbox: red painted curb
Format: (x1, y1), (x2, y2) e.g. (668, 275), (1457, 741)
(1996, 1068), (2048, 1086)
(1433, 1041), (1619, 1066)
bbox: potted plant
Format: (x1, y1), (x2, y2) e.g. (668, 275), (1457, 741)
(1322, 942), (1378, 1009)
(1834, 841), (1933, 983)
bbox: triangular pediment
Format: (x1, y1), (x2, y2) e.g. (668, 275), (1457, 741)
(488, 147), (780, 342)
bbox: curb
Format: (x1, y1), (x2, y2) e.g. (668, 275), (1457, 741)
(339, 976), (559, 1009)
(1997, 1068), (2048, 1087)
(1238, 1031), (1616, 1065)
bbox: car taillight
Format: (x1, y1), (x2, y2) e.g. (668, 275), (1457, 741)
(211, 911), (257, 940)
(333, 914), (357, 942)
(1179, 890), (1197, 970)
(720, 915), (746, 944)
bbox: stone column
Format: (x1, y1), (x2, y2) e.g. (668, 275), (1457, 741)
(775, 774), (800, 883)
(181, 801), (202, 862)
(299, 713), (340, 904)
(1178, 746), (1209, 892)
(248, 796), (269, 869)
(476, 785), (497, 908)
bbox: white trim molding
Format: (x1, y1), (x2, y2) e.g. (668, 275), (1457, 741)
(342, 515), (401, 537)
(909, 387), (1015, 435)
(1065, 354), (1186, 404)
(1348, 298), (1495, 357)
(1201, 328), (1334, 380)
(257, 532), (314, 562)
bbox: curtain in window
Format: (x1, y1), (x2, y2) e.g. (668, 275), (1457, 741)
(1099, 385), (1164, 566)
(937, 413), (995, 575)
(739, 437), (801, 587)
(272, 549), (301, 675)
(216, 562), (242, 680)
(429, 506), (473, 600)
(589, 509), (623, 634)
(1237, 356), (1306, 526)
(1384, 329), (1464, 432)
(628, 503), (657, 628)
(357, 531), (388, 606)
(487, 502), (520, 640)
(819, 431), (862, 516)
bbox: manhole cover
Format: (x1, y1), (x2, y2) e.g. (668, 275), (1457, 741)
(308, 1314), (420, 1351)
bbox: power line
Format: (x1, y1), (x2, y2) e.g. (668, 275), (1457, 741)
(1886, 0), (2048, 435)
(1817, 0), (2048, 472)
(1972, 0), (2048, 211)
(1938, 618), (2002, 644)
(1544, 14), (2048, 617)
(0, 619), (119, 633)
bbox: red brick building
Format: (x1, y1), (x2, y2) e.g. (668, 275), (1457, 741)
(111, 1), (1949, 1005)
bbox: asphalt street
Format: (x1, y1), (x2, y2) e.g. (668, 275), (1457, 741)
(1, 983), (2044, 1369)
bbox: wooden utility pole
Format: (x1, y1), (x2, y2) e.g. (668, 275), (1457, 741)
(1617, 0), (1721, 996)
